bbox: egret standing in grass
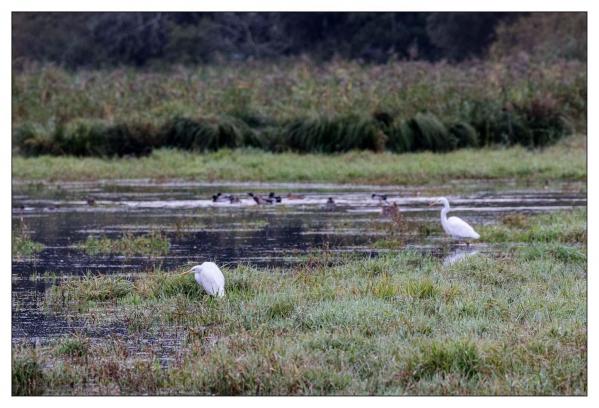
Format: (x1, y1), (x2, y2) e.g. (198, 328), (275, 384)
(186, 262), (225, 297)
(430, 197), (480, 244)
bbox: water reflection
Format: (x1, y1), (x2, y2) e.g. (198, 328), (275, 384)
(442, 246), (481, 267)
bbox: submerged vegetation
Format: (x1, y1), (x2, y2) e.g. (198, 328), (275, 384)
(13, 209), (585, 395)
(80, 232), (170, 256)
(12, 58), (584, 157)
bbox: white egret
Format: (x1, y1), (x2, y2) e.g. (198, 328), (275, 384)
(185, 262), (225, 297)
(430, 197), (480, 243)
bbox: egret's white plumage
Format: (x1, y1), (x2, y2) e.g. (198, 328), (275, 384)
(189, 262), (225, 297)
(432, 197), (480, 240)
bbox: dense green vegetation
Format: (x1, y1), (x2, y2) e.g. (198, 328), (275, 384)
(12, 13), (585, 157)
(13, 209), (586, 395)
(12, 57), (584, 157)
(12, 135), (586, 184)
(480, 210), (587, 244)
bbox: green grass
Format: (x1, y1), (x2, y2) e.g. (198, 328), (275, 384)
(20, 209), (586, 395)
(51, 274), (134, 303)
(12, 351), (45, 396)
(371, 238), (405, 249)
(55, 337), (90, 359)
(12, 59), (584, 156)
(12, 221), (44, 259)
(13, 60), (586, 131)
(480, 209), (587, 244)
(12, 134), (586, 184)
(80, 232), (170, 256)
(12, 234), (44, 258)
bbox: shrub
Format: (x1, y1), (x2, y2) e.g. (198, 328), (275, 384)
(13, 122), (59, 156)
(285, 115), (385, 153)
(402, 113), (457, 152)
(448, 121), (479, 148)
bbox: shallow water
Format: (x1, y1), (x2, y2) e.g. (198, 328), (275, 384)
(12, 179), (586, 356)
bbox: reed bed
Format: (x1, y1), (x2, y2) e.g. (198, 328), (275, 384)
(12, 58), (585, 156)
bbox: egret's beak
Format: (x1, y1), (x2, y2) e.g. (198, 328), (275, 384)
(178, 268), (194, 276)
(428, 202), (436, 207)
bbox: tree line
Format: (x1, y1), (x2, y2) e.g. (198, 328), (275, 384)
(13, 12), (525, 68)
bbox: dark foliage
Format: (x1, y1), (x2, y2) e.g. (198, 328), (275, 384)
(13, 99), (572, 157)
(426, 13), (519, 61)
(12, 12), (526, 68)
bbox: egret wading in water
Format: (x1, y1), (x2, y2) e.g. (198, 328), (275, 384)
(430, 197), (480, 244)
(184, 262), (225, 297)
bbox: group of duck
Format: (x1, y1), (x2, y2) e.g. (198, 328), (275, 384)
(212, 191), (306, 205)
(210, 191), (399, 214)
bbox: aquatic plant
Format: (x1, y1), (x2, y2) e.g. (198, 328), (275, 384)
(12, 219), (44, 258)
(81, 231), (170, 256)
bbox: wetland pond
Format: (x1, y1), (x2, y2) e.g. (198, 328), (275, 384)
(12, 178), (586, 361)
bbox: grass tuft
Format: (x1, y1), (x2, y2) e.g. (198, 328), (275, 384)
(12, 352), (44, 396)
(12, 219), (44, 258)
(55, 337), (89, 358)
(411, 340), (481, 380)
(403, 279), (439, 299)
(81, 232), (170, 256)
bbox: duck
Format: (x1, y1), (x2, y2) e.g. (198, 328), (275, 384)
(86, 196), (96, 206)
(248, 192), (273, 205)
(325, 197), (336, 211)
(212, 192), (225, 202)
(372, 193), (388, 202)
(286, 193), (305, 200)
(268, 192), (282, 203)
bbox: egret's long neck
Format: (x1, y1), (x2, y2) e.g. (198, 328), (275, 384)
(440, 202), (450, 229)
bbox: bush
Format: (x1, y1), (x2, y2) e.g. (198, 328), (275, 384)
(284, 115), (385, 153)
(13, 122), (59, 156)
(161, 116), (249, 151)
(516, 96), (574, 147)
(491, 13), (586, 62)
(401, 113), (456, 152)
(448, 121), (479, 148)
